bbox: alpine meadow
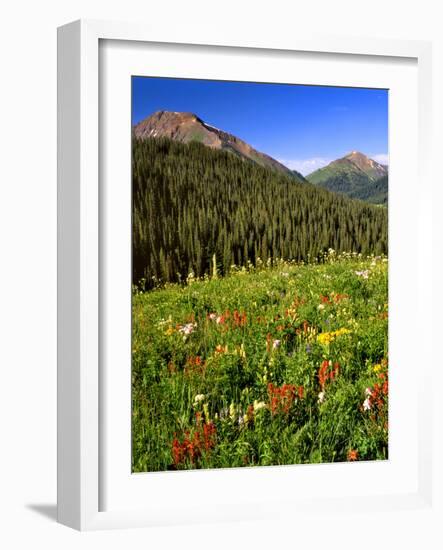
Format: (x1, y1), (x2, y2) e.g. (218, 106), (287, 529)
(131, 79), (389, 472)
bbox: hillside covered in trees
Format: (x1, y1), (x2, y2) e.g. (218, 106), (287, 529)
(132, 138), (388, 287)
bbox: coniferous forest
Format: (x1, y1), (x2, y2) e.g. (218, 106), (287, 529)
(132, 137), (387, 288)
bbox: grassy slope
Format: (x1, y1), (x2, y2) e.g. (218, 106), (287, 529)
(132, 253), (388, 472)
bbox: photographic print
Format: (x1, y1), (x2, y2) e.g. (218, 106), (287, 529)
(131, 77), (388, 472)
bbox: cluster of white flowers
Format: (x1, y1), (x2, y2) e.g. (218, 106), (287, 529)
(178, 322), (197, 336)
(157, 316), (173, 327)
(253, 400), (267, 412)
(363, 387), (372, 411)
(272, 339), (281, 350)
(186, 271), (196, 285)
(355, 269), (370, 279)
(193, 394), (205, 406)
(318, 391), (326, 404)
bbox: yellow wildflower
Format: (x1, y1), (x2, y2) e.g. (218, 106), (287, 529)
(317, 328), (351, 345)
(317, 332), (333, 345)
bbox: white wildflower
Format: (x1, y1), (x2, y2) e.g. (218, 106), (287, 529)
(272, 339), (281, 350)
(253, 400), (266, 412)
(193, 394), (205, 405)
(179, 322), (196, 335)
(318, 391), (326, 404)
(363, 397), (371, 411)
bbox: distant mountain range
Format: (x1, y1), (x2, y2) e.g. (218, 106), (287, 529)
(306, 151), (388, 205)
(133, 111), (388, 204)
(134, 111), (306, 183)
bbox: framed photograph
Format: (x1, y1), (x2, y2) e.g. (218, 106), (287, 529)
(57, 19), (433, 531)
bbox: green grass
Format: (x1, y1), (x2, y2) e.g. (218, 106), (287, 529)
(132, 251), (388, 472)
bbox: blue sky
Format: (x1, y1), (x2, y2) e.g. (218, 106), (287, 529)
(132, 76), (388, 175)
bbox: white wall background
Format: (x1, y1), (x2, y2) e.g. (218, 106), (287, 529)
(0, 0), (441, 548)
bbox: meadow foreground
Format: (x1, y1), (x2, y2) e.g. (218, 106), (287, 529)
(132, 252), (388, 472)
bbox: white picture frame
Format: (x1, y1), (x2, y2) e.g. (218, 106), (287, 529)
(57, 19), (434, 531)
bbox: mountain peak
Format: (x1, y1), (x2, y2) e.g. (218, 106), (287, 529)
(148, 110), (202, 124)
(342, 151), (387, 177)
(306, 150), (388, 205)
(346, 150), (366, 159)
(133, 111), (305, 182)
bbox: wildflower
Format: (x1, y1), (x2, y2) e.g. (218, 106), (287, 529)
(333, 293), (349, 303)
(306, 344), (312, 354)
(267, 383), (303, 415)
(318, 360), (339, 390)
(164, 326), (175, 336)
(203, 402), (210, 422)
(363, 397), (371, 411)
(236, 344), (246, 359)
(193, 394), (205, 405)
(171, 422), (217, 467)
(208, 313), (217, 321)
(272, 339), (281, 350)
(253, 400), (267, 413)
(184, 355), (205, 376)
(172, 436), (184, 466)
(215, 344), (228, 354)
(347, 449), (358, 461)
(317, 332), (333, 345)
(317, 304), (325, 311)
(317, 328), (351, 346)
(355, 270), (370, 279)
(335, 328), (351, 337)
(229, 402), (237, 421)
(373, 364), (382, 373)
(318, 391), (325, 404)
(233, 310), (247, 327)
(179, 322), (196, 335)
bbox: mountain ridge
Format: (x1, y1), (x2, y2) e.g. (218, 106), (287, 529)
(133, 110), (307, 183)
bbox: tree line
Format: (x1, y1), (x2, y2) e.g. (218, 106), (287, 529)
(133, 138), (388, 288)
